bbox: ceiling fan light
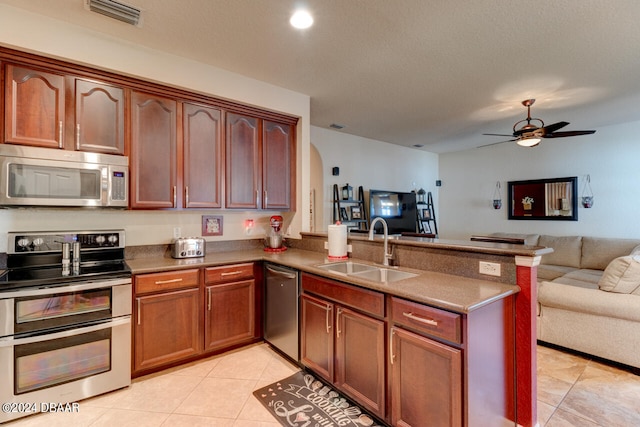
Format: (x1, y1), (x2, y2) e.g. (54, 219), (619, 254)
(517, 137), (541, 147)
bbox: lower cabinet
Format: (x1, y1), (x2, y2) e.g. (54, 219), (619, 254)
(133, 269), (201, 373)
(204, 263), (258, 352)
(132, 263), (260, 376)
(300, 273), (386, 419)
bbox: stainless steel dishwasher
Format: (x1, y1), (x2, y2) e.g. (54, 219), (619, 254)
(264, 263), (300, 361)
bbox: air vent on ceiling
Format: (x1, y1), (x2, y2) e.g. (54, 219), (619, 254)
(329, 123), (345, 130)
(86, 0), (142, 26)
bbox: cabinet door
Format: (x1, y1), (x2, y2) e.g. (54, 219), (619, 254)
(134, 288), (201, 372)
(225, 112), (260, 209)
(4, 64), (65, 148)
(262, 120), (293, 210)
(335, 306), (386, 419)
(204, 279), (256, 351)
(390, 327), (462, 427)
(300, 293), (334, 382)
(183, 102), (222, 208)
(74, 79), (125, 154)
(130, 91), (177, 208)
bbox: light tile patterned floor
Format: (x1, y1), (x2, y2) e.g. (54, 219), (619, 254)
(4, 343), (639, 426)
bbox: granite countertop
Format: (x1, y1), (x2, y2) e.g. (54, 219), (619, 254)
(126, 248), (519, 314)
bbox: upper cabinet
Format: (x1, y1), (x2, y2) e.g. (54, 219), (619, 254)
(74, 79), (125, 154)
(130, 91), (177, 209)
(183, 102), (223, 209)
(4, 64), (65, 149)
(226, 113), (295, 210)
(4, 64), (126, 154)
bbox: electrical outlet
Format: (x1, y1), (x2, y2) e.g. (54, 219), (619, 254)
(173, 227), (181, 239)
(479, 261), (501, 277)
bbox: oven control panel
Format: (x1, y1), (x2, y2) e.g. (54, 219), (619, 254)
(8, 230), (125, 253)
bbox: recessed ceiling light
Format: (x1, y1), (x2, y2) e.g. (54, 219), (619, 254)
(290, 10), (313, 29)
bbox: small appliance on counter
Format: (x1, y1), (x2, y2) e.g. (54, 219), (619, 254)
(171, 237), (206, 259)
(264, 215), (287, 252)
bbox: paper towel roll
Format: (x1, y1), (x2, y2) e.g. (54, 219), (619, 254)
(327, 223), (348, 259)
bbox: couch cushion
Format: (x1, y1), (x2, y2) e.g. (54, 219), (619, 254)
(539, 235), (582, 268)
(598, 256), (640, 294)
(555, 269), (603, 286)
(537, 265), (577, 281)
(581, 237), (640, 270)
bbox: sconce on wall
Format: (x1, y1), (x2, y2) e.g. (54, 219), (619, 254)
(582, 174), (594, 208)
(492, 181), (502, 209)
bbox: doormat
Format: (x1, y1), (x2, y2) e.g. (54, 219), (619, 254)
(253, 370), (387, 427)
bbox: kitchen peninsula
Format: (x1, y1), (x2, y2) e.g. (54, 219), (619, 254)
(126, 233), (550, 427)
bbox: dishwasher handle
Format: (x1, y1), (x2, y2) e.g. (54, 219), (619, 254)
(266, 265), (298, 280)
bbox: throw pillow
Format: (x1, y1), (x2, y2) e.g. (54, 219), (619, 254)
(598, 256), (640, 294)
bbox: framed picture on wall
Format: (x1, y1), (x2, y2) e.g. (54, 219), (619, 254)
(508, 177), (578, 221)
(202, 215), (223, 236)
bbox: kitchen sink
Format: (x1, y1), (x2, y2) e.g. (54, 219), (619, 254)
(315, 261), (377, 274)
(350, 268), (418, 283)
(315, 261), (418, 283)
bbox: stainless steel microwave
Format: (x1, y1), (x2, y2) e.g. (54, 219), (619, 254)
(0, 145), (128, 208)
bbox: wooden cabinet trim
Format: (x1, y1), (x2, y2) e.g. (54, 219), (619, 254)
(301, 273), (384, 318)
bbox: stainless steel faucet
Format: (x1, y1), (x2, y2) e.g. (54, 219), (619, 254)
(369, 217), (392, 266)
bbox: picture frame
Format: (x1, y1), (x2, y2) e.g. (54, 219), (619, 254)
(202, 215), (223, 236)
(508, 177), (578, 221)
(350, 206), (362, 220)
(340, 207), (349, 221)
(421, 209), (431, 220)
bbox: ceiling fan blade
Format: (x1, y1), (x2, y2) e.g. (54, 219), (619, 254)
(483, 133), (515, 137)
(477, 138), (517, 148)
(543, 130), (596, 138)
(540, 121), (570, 134)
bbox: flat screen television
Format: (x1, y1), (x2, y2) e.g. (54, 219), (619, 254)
(369, 189), (417, 235)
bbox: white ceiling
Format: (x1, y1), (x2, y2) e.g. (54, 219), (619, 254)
(4, 0), (640, 153)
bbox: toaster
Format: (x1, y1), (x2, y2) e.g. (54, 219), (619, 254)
(171, 237), (205, 259)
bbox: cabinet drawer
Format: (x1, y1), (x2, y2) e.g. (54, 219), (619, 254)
(205, 263), (254, 283)
(302, 273), (384, 317)
(391, 297), (461, 344)
(135, 269), (200, 294)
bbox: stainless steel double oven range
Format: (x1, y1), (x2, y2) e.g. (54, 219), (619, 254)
(0, 230), (131, 423)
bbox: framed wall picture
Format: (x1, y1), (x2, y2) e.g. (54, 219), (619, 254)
(350, 206), (362, 219)
(202, 215), (223, 236)
(421, 209), (431, 220)
(508, 177), (578, 221)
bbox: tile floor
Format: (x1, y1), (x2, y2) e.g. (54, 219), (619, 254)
(5, 343), (639, 426)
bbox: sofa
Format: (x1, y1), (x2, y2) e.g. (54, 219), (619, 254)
(491, 233), (640, 370)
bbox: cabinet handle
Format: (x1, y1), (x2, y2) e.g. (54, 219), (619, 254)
(58, 121), (63, 148)
(336, 307), (342, 338)
(402, 311), (439, 327)
(154, 278), (183, 285)
(256, 190), (260, 207)
(173, 186), (177, 207)
(185, 186), (189, 207)
(220, 271), (242, 277)
(264, 190), (268, 207)
(389, 327), (396, 365)
(136, 298), (141, 325)
(75, 123), (80, 149)
(207, 287), (212, 311)
(326, 305), (332, 334)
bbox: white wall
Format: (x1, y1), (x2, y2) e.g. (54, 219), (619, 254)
(0, 4), (310, 252)
(438, 120), (640, 240)
(311, 126), (439, 231)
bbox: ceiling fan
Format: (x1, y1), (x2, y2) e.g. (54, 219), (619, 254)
(483, 99), (596, 147)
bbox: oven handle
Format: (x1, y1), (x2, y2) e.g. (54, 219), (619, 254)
(2, 278), (131, 299)
(0, 316), (131, 347)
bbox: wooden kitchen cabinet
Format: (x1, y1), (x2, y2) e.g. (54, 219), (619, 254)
(204, 263), (259, 352)
(182, 102), (222, 208)
(130, 90), (177, 208)
(4, 64), (65, 148)
(133, 269), (201, 373)
(74, 78), (125, 154)
(225, 113), (296, 210)
(301, 273), (386, 419)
